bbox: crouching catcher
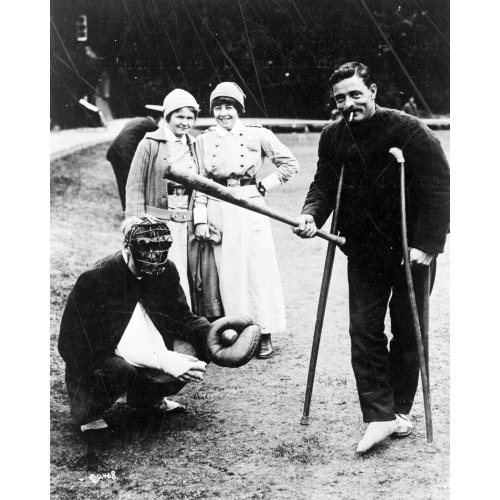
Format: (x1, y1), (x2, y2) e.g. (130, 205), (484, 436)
(58, 216), (262, 436)
(58, 216), (214, 435)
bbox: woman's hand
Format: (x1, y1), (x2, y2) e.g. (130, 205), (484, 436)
(194, 223), (211, 241)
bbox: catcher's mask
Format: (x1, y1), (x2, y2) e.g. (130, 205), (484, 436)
(124, 216), (173, 276)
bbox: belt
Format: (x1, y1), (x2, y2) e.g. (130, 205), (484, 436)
(213, 177), (256, 187)
(145, 206), (193, 222)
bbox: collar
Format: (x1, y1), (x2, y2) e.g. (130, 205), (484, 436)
(215, 119), (245, 137)
(163, 125), (187, 144)
(120, 249), (142, 279)
(145, 127), (195, 145)
(365, 104), (381, 122)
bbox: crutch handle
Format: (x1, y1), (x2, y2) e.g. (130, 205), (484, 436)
(389, 147), (405, 163)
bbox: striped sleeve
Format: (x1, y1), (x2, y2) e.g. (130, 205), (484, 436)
(125, 138), (151, 218)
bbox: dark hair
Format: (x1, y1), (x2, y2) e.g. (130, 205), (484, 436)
(166, 106), (199, 123)
(210, 96), (244, 115)
(329, 62), (374, 89)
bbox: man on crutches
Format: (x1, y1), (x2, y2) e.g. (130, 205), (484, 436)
(294, 62), (449, 453)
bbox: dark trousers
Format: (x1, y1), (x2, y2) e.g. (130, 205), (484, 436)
(347, 258), (436, 423)
(66, 356), (187, 426)
(108, 156), (130, 211)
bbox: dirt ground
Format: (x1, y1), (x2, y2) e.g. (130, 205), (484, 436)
(50, 131), (450, 500)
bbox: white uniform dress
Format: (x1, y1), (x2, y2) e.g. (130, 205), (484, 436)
(194, 120), (299, 334)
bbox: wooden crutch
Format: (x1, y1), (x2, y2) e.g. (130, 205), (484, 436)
(389, 147), (433, 443)
(300, 165), (345, 425)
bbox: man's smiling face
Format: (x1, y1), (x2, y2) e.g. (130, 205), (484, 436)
(332, 75), (377, 122)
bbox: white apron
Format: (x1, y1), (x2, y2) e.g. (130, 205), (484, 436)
(165, 220), (191, 309)
(208, 185), (286, 334)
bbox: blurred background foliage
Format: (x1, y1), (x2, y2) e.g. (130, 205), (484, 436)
(50, 0), (449, 129)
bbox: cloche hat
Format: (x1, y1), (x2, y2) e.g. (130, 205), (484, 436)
(161, 89), (200, 118)
(210, 82), (246, 112)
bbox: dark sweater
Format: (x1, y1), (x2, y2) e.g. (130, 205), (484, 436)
(106, 117), (159, 165)
(58, 252), (211, 376)
(302, 106), (450, 263)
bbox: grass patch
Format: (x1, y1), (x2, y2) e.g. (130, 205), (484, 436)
(273, 435), (322, 463)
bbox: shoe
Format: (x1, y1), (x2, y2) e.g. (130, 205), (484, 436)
(80, 418), (108, 432)
(390, 414), (413, 439)
(130, 396), (187, 414)
(356, 419), (398, 453)
(80, 419), (110, 444)
(257, 334), (273, 359)
(155, 398), (187, 414)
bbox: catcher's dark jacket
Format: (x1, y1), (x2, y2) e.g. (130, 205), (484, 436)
(302, 106), (450, 263)
(58, 251), (211, 378)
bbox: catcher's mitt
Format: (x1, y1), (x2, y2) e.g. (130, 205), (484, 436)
(206, 314), (261, 368)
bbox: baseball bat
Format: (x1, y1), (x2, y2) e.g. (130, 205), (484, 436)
(389, 147), (433, 443)
(163, 165), (346, 247)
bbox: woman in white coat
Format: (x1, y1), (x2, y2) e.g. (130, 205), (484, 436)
(193, 82), (299, 358)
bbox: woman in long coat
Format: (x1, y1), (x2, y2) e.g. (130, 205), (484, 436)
(193, 82), (299, 358)
(126, 89), (200, 308)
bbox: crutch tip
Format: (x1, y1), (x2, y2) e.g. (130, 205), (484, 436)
(424, 442), (440, 454)
(300, 416), (310, 426)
